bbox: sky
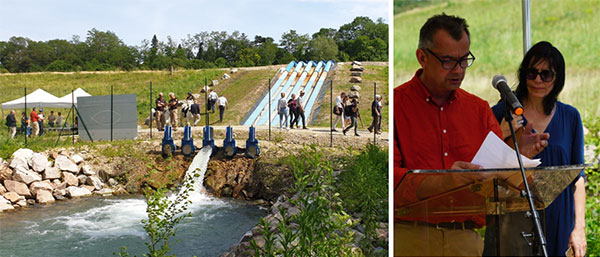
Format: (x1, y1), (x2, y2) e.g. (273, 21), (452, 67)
(0, 0), (388, 46)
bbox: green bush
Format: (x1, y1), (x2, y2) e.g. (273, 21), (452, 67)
(337, 144), (388, 255)
(585, 118), (600, 256)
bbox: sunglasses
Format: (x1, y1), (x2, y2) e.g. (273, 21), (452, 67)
(525, 68), (555, 82)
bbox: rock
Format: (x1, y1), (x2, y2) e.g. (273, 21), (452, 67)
(31, 153), (48, 172)
(86, 176), (104, 191)
(350, 65), (364, 72)
(49, 151), (58, 160)
(81, 165), (95, 176)
(0, 195), (14, 212)
(70, 154), (84, 164)
(82, 185), (96, 192)
(0, 183), (5, 195)
(4, 180), (31, 198)
(55, 155), (79, 173)
(77, 175), (88, 185)
(348, 92), (360, 99)
(231, 68), (238, 74)
(222, 73), (231, 80)
(26, 199), (35, 205)
(54, 195), (66, 201)
(29, 181), (54, 196)
(352, 60), (362, 66)
(210, 80), (219, 86)
(36, 190), (55, 204)
(94, 188), (113, 196)
(351, 85), (361, 91)
(376, 228), (388, 242)
(53, 188), (67, 198)
(54, 181), (67, 190)
(43, 166), (61, 180)
(13, 169), (42, 185)
(113, 186), (128, 195)
(62, 172), (78, 186)
(10, 148), (34, 170)
(3, 191), (25, 203)
(67, 186), (92, 198)
(349, 76), (362, 83)
(0, 165), (13, 182)
(99, 168), (125, 182)
(350, 71), (362, 77)
(108, 178), (118, 187)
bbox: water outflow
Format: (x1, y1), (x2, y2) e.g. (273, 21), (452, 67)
(175, 146), (214, 204)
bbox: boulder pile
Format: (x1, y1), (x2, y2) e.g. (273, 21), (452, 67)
(0, 148), (127, 212)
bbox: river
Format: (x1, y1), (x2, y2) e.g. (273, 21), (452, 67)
(0, 147), (266, 257)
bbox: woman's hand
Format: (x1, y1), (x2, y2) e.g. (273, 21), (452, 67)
(569, 226), (586, 257)
(500, 114), (524, 140)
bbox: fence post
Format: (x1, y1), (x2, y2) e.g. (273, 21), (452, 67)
(150, 81), (152, 139)
(268, 78), (271, 141)
(330, 80), (333, 147)
(24, 88), (27, 147)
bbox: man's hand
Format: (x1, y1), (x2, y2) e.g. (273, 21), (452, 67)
(518, 123), (549, 158)
(450, 161), (482, 170)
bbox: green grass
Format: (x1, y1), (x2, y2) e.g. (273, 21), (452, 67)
(394, 0), (600, 119)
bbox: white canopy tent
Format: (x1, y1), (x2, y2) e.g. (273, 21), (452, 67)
(1, 88), (67, 109)
(58, 88), (92, 107)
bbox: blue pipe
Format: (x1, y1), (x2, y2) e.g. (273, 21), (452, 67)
(303, 60), (336, 121)
(242, 61), (296, 125)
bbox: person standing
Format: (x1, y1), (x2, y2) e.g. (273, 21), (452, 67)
(167, 92), (179, 130)
(368, 95), (382, 134)
(278, 92), (289, 129)
(47, 111), (56, 128)
(297, 91), (308, 129)
(394, 13), (548, 256)
(5, 110), (17, 139)
(20, 112), (30, 137)
(332, 92), (346, 132)
(288, 94), (297, 129)
(30, 107), (40, 137)
(155, 92), (167, 131)
(38, 109), (45, 136)
(343, 99), (359, 136)
(208, 89), (218, 113)
(484, 41), (587, 257)
(217, 94), (228, 123)
(56, 112), (63, 128)
(190, 99), (201, 126)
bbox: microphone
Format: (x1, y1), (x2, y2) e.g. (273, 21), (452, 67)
(492, 75), (523, 115)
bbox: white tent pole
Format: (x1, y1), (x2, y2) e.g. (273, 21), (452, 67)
(522, 0), (532, 55)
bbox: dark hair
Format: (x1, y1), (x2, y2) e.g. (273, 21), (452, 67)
(419, 13), (470, 49)
(515, 41), (565, 115)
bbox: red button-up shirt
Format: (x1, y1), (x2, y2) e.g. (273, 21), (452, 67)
(394, 69), (502, 227)
(30, 111), (39, 123)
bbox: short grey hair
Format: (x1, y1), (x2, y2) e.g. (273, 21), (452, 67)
(418, 13), (470, 49)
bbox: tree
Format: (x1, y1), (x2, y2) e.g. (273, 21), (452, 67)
(256, 37), (277, 66)
(308, 35), (338, 61)
(280, 30), (310, 60)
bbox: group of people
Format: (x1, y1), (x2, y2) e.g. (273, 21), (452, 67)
(154, 89), (228, 131)
(394, 13), (586, 257)
(5, 108), (64, 139)
(331, 92), (383, 136)
(277, 90), (308, 130)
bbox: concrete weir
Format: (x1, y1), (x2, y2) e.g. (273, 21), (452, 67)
(241, 60), (336, 126)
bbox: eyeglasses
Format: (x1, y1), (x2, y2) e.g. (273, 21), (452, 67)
(425, 48), (476, 70)
(525, 68), (555, 82)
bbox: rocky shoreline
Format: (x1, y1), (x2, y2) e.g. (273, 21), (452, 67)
(0, 148), (129, 212)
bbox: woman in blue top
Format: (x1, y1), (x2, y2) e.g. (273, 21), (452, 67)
(491, 41), (586, 256)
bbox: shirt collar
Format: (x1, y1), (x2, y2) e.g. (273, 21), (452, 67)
(411, 69), (460, 105)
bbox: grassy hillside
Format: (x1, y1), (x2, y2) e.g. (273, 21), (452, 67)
(394, 0), (600, 120)
(313, 63), (389, 132)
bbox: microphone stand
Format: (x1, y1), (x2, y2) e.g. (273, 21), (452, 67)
(504, 108), (548, 257)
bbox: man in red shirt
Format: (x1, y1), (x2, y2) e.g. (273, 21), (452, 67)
(30, 107), (40, 137)
(394, 14), (549, 256)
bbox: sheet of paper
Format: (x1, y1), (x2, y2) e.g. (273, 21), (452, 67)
(471, 131), (541, 169)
